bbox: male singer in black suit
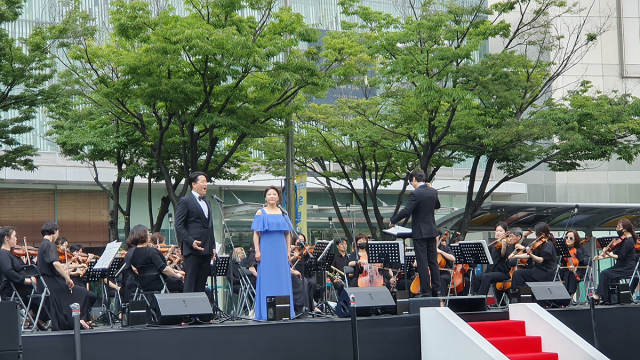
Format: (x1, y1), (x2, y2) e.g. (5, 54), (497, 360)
(175, 172), (216, 293)
(390, 169), (441, 297)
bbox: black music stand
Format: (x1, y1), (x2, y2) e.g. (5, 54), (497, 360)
(313, 252), (336, 317)
(555, 238), (571, 258)
(212, 255), (230, 320)
(367, 241), (404, 269)
(457, 241), (493, 295)
(597, 236), (614, 250)
(90, 245), (124, 328)
(403, 253), (416, 292)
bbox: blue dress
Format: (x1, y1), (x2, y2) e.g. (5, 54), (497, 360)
(251, 208), (295, 320)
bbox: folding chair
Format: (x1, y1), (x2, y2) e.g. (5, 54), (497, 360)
(22, 265), (51, 332)
(1, 273), (35, 330)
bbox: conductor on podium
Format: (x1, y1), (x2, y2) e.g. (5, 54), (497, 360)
(390, 169), (441, 297)
(175, 171), (217, 293)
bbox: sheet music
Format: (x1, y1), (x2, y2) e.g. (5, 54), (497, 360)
(383, 225), (412, 237)
(93, 241), (122, 270)
(216, 242), (222, 254)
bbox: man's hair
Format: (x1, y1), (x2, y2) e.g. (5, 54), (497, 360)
(510, 227), (523, 237)
(41, 221), (59, 236)
(409, 169), (426, 183)
(189, 172), (208, 187)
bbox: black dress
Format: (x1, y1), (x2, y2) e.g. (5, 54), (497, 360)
(595, 238), (637, 302)
(438, 244), (455, 295)
(0, 249), (40, 314)
(130, 246), (183, 293)
(512, 241), (557, 288)
(471, 244), (514, 296)
(559, 247), (585, 295)
(36, 239), (96, 330)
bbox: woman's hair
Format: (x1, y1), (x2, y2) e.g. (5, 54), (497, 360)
(55, 236), (68, 247)
(0, 226), (16, 247)
(41, 221), (59, 236)
(69, 244), (83, 253)
(355, 233), (368, 242)
(150, 232), (165, 244)
(298, 233), (306, 243)
(566, 229), (582, 249)
(618, 218), (638, 242)
(496, 222), (508, 232)
(534, 222), (556, 247)
(263, 185), (281, 200)
(127, 225), (150, 247)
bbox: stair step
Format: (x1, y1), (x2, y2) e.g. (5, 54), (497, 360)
(469, 320), (527, 338)
(486, 336), (542, 355)
(508, 352), (559, 360)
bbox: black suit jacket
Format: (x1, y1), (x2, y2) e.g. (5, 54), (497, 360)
(390, 184), (441, 239)
(175, 193), (215, 257)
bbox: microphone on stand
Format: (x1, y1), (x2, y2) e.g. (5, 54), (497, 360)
(277, 204), (288, 216)
(328, 216), (333, 226)
(574, 204), (579, 214)
(168, 213), (173, 224)
(211, 194), (225, 204)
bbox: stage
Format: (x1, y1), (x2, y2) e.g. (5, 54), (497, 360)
(21, 304), (639, 360)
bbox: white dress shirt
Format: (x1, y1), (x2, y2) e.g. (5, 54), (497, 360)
(192, 191), (209, 218)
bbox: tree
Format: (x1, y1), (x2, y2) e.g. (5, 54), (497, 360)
(0, 0), (56, 171)
(47, 0), (345, 232)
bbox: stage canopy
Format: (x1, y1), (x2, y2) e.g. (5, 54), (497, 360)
(436, 201), (640, 234)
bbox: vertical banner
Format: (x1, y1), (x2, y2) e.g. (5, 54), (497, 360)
(296, 173), (307, 236)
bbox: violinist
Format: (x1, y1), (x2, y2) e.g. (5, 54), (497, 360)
(471, 224), (518, 296)
(129, 225), (184, 293)
(37, 221), (96, 330)
(509, 222), (557, 289)
(558, 230), (585, 303)
(593, 219), (638, 305)
(437, 231), (456, 295)
(290, 233), (321, 313)
(68, 244), (99, 324)
(0, 227), (44, 328)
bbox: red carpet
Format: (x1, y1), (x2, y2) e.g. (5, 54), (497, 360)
(469, 320), (558, 360)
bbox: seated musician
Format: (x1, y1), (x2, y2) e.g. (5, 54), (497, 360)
(67, 243), (99, 324)
(347, 233), (386, 288)
(240, 244), (257, 287)
(558, 230), (585, 303)
(330, 239), (349, 297)
(128, 225), (184, 293)
(290, 233), (321, 313)
(593, 219), (638, 305)
(509, 222), (557, 288)
(437, 231), (456, 295)
(471, 224), (518, 296)
(0, 226), (45, 328)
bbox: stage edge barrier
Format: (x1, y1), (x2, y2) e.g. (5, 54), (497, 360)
(509, 303), (609, 360)
(420, 307), (508, 360)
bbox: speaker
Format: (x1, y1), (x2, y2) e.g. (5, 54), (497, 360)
(336, 287), (396, 318)
(0, 351), (21, 359)
(396, 290), (410, 315)
(124, 300), (147, 327)
(147, 292), (214, 325)
(409, 296), (487, 313)
(266, 296), (291, 321)
(608, 283), (632, 305)
(508, 287), (533, 304)
(0, 302), (21, 353)
(525, 281), (571, 307)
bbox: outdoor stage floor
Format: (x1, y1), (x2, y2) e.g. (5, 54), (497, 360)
(22, 304), (639, 360)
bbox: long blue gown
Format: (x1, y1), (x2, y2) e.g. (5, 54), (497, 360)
(251, 208), (295, 320)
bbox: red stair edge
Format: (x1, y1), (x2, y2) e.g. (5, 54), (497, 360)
(508, 353), (558, 360)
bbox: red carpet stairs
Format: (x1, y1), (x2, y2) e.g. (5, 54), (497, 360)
(469, 320), (558, 360)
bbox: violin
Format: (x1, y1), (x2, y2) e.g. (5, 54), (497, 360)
(595, 234), (626, 260)
(528, 235), (548, 252)
(57, 246), (74, 262)
(492, 232), (512, 250)
(12, 245), (38, 258)
(566, 247), (580, 281)
(496, 229), (536, 291)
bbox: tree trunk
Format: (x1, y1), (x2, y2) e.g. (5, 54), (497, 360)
(122, 178), (135, 239)
(148, 175), (154, 229)
(152, 195), (171, 233)
(109, 177), (122, 241)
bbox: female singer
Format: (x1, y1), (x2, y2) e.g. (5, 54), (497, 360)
(471, 223), (517, 296)
(509, 222), (557, 288)
(593, 219), (638, 305)
(251, 186), (295, 321)
(558, 230), (585, 302)
(0, 226), (44, 328)
(128, 225), (184, 293)
(37, 221), (95, 330)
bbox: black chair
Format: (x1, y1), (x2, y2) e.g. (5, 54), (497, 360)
(21, 265), (51, 332)
(1, 273), (36, 330)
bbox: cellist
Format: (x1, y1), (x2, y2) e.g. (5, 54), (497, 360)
(509, 222), (557, 288)
(471, 223), (517, 296)
(436, 230), (456, 295)
(558, 230), (585, 303)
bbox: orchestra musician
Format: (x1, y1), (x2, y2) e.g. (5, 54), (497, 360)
(390, 169), (441, 297)
(471, 224), (518, 296)
(175, 172), (217, 293)
(330, 239), (349, 297)
(558, 230), (585, 303)
(347, 233), (371, 287)
(437, 232), (456, 295)
(290, 233), (321, 312)
(67, 243), (99, 324)
(128, 225), (184, 293)
(37, 221), (96, 330)
(509, 222), (557, 288)
(593, 219), (638, 305)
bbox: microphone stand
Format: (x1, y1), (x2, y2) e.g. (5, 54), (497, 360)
(211, 195), (250, 321)
(279, 204), (312, 317)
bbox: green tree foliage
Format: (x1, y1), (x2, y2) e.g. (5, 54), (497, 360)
(0, 0), (56, 171)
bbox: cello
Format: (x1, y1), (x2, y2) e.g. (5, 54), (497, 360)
(411, 231), (451, 294)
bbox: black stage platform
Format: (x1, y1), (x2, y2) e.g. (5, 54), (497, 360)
(22, 304), (638, 360)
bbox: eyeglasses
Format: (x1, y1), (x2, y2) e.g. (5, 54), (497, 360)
(565, 237), (574, 240)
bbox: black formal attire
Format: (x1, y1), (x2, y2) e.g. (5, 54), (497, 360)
(240, 250), (257, 288)
(390, 183), (441, 296)
(0, 249), (41, 315)
(130, 247), (183, 293)
(120, 248), (138, 303)
(37, 239), (96, 331)
(330, 251), (349, 297)
(511, 241), (557, 289)
(472, 244), (514, 296)
(438, 244), (454, 295)
(293, 254), (319, 310)
(559, 247), (585, 295)
(175, 191), (216, 293)
(69, 272), (99, 323)
(595, 238), (637, 302)
(347, 252), (362, 287)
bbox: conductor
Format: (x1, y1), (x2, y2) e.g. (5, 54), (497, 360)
(175, 171), (217, 293)
(389, 169), (441, 297)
